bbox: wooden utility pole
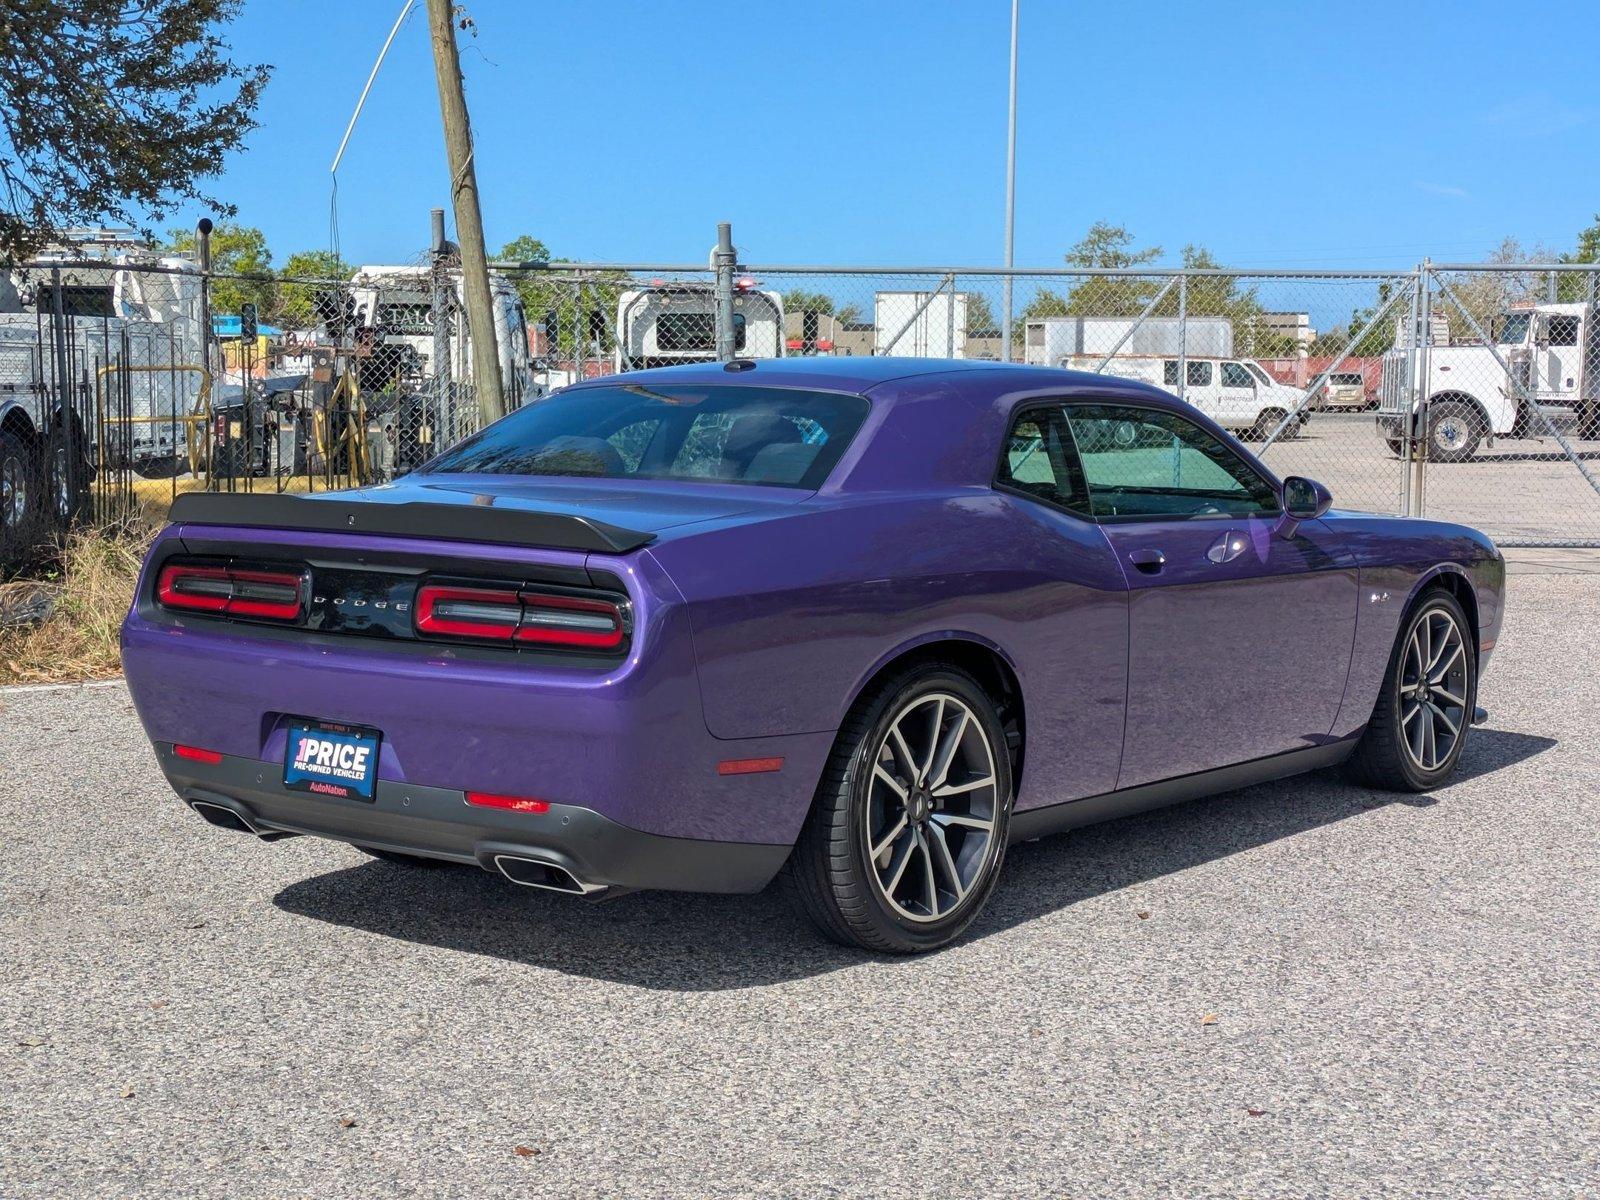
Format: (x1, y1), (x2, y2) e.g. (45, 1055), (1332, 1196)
(424, 0), (504, 426)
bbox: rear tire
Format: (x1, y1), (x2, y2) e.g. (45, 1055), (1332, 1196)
(783, 663), (1013, 953)
(0, 430), (39, 543)
(1250, 409), (1287, 441)
(1345, 589), (1476, 792)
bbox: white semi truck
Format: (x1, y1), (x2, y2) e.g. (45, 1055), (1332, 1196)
(1376, 300), (1600, 461)
(613, 279), (785, 370)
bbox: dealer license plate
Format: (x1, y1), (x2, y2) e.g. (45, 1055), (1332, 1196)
(284, 720), (381, 801)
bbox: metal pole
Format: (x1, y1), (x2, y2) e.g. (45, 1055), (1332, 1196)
(1411, 263), (1432, 517)
(1176, 274), (1188, 402)
(429, 208), (453, 445)
(424, 0), (504, 425)
(1000, 0), (1019, 363)
(1400, 269), (1422, 516)
(714, 222), (737, 362)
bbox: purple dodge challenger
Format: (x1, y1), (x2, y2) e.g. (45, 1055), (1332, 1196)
(122, 358), (1504, 952)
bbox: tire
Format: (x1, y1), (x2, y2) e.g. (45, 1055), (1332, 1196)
(48, 429), (92, 524)
(133, 455), (184, 480)
(0, 430), (39, 543)
(358, 847), (448, 867)
(1426, 400), (1482, 463)
(783, 663), (1014, 953)
(1386, 438), (1405, 458)
(1250, 409), (1287, 441)
(1576, 402), (1600, 440)
(1345, 589), (1476, 792)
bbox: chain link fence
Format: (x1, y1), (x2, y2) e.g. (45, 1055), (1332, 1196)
(5, 240), (1598, 575)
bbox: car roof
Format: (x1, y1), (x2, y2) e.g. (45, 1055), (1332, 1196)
(560, 356), (1172, 402)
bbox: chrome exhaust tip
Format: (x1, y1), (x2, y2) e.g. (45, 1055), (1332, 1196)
(492, 853), (607, 896)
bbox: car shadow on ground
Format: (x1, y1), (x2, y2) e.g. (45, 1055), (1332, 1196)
(272, 728), (1555, 992)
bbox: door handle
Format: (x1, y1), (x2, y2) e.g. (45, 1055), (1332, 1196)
(1128, 548), (1165, 574)
(1206, 530), (1247, 564)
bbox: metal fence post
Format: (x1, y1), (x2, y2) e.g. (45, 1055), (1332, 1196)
(714, 222), (737, 362)
(1176, 273), (1188, 403)
(1411, 262), (1432, 517)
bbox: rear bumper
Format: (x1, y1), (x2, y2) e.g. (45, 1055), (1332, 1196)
(158, 743), (792, 895)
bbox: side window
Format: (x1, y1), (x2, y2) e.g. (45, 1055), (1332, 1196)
(1546, 315), (1579, 347)
(1220, 361), (1255, 389)
(1163, 360), (1180, 387)
(1064, 404), (1280, 520)
(996, 407), (1091, 514)
(1186, 360), (1213, 387)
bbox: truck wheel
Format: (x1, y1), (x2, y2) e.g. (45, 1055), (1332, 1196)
(49, 431), (93, 524)
(783, 663), (1013, 953)
(1385, 438), (1405, 457)
(1577, 402), (1600, 439)
(0, 430), (38, 541)
(1426, 401), (1482, 463)
(1250, 409), (1288, 441)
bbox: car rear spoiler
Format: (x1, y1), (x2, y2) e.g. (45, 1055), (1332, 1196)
(166, 492), (657, 554)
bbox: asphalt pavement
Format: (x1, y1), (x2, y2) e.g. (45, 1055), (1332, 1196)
(1, 571), (1596, 1198)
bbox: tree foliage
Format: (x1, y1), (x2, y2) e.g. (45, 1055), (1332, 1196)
(168, 221), (275, 316)
(278, 249), (352, 329)
(1063, 222), (1164, 316)
(0, 0), (269, 259)
(498, 235), (625, 358)
(781, 288), (835, 317)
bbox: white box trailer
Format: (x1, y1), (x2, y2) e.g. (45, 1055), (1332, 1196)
(874, 291), (967, 358)
(1024, 315), (1234, 366)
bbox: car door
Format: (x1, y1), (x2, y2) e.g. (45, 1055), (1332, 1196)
(1063, 402), (1358, 789)
(1217, 360), (1259, 428)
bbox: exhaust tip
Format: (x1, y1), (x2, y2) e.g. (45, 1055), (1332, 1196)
(492, 853), (605, 896)
(189, 799), (257, 834)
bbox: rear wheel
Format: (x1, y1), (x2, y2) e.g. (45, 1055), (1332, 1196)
(784, 664), (1013, 953)
(1250, 408), (1288, 441)
(1345, 589), (1475, 791)
(1427, 400), (1482, 462)
(0, 430), (36, 541)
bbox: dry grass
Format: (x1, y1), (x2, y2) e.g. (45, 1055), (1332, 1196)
(0, 511), (160, 685)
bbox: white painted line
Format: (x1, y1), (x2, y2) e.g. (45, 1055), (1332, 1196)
(0, 678), (127, 696)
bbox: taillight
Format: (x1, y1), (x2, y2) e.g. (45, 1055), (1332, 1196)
(158, 561), (304, 621)
(414, 582), (626, 651)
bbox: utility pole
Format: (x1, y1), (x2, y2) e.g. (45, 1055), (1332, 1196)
(425, 0), (504, 426)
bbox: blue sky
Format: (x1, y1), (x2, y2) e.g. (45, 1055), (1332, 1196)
(207, 0), (1598, 272)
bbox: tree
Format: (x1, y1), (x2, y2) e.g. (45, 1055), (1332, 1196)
(963, 292), (997, 332)
(1556, 214), (1600, 301)
(1435, 236), (1554, 343)
(169, 222), (275, 317)
(782, 289), (835, 317)
(835, 302), (864, 325)
(1021, 289), (1071, 320)
(278, 249), (352, 329)
(496, 235), (628, 359)
(1063, 222), (1164, 316)
(0, 1), (269, 259)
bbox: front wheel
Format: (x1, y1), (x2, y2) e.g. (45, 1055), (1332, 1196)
(1428, 400), (1482, 462)
(784, 664), (1013, 953)
(1345, 590), (1476, 791)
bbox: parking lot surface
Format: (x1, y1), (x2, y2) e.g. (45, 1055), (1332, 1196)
(1259, 411), (1600, 545)
(2, 572), (1596, 1198)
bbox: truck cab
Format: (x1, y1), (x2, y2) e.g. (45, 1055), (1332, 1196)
(1376, 300), (1599, 461)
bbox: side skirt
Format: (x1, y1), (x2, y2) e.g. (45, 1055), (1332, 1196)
(1008, 739), (1358, 844)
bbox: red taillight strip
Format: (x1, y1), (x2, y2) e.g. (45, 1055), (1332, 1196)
(157, 563), (303, 621)
(415, 584), (523, 641)
(466, 791), (551, 813)
(413, 582), (626, 651)
(174, 744), (224, 764)
(515, 591), (625, 649)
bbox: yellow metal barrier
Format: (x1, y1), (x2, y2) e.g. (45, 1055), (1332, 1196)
(94, 363), (213, 477)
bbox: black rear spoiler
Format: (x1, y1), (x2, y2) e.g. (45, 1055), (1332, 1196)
(166, 492), (657, 554)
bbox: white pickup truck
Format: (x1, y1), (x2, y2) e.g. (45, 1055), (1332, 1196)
(1375, 301), (1600, 461)
(1064, 354), (1311, 440)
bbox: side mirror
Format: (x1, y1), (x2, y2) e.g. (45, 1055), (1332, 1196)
(1278, 475), (1332, 539)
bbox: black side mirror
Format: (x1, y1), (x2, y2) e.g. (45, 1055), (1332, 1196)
(1278, 475), (1332, 539)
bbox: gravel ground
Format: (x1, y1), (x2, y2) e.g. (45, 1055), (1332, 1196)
(1, 572), (1596, 1199)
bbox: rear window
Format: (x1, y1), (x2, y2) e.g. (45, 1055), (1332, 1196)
(421, 384), (870, 489)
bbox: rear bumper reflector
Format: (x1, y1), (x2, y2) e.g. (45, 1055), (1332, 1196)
(717, 757), (784, 776)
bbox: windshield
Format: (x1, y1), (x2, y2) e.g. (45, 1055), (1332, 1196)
(1245, 362), (1271, 385)
(1493, 312), (1532, 346)
(421, 383), (871, 490)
